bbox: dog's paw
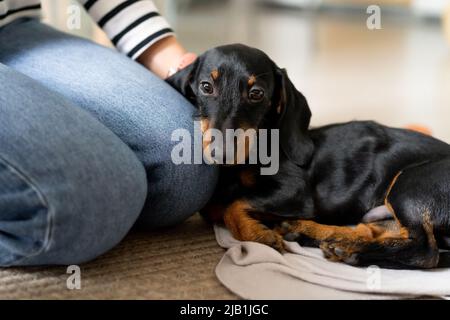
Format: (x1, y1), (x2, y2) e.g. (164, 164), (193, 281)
(235, 225), (286, 252)
(274, 221), (303, 242)
(255, 229), (286, 252)
(320, 240), (360, 265)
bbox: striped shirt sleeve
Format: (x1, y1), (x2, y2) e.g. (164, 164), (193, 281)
(79, 0), (174, 60)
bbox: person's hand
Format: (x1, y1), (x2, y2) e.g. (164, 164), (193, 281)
(137, 36), (197, 79)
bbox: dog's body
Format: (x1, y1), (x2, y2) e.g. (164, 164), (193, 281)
(206, 121), (450, 268)
(167, 44), (450, 269)
(210, 121), (450, 225)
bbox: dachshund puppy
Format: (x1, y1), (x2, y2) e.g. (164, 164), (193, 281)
(167, 44), (450, 269)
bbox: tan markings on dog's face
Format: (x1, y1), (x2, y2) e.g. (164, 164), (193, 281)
(201, 118), (212, 151)
(248, 75), (256, 87)
(211, 70), (219, 81)
(201, 118), (218, 164)
(200, 118), (210, 134)
(234, 126), (257, 165)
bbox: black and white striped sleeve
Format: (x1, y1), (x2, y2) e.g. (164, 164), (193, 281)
(79, 0), (174, 60)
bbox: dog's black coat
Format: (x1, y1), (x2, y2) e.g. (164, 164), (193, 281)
(167, 44), (450, 269)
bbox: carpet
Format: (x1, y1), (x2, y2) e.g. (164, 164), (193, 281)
(0, 214), (237, 300)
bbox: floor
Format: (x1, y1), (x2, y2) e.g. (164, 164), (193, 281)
(3, 2), (450, 299)
(0, 214), (236, 299)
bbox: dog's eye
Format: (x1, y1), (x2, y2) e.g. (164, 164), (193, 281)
(200, 81), (214, 95)
(249, 88), (265, 102)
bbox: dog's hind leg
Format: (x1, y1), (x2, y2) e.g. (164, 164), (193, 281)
(280, 203), (439, 268)
(321, 163), (447, 269)
(280, 162), (448, 269)
(319, 208), (439, 269)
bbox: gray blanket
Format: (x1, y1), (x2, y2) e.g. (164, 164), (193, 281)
(214, 225), (450, 299)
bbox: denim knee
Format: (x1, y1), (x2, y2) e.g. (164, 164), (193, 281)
(137, 157), (219, 229)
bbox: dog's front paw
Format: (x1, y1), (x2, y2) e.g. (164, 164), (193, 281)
(275, 221), (304, 242)
(231, 223), (286, 252)
(254, 229), (286, 252)
(320, 240), (360, 265)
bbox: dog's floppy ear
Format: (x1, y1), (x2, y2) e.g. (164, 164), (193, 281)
(276, 68), (314, 166)
(166, 59), (199, 101)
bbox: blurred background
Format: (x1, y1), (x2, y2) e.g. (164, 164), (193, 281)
(42, 0), (450, 141)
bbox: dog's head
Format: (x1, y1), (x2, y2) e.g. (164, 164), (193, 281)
(167, 44), (314, 166)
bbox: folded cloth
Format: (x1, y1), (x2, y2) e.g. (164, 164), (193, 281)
(214, 225), (450, 300)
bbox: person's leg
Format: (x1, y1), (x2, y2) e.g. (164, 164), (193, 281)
(0, 19), (218, 229)
(0, 63), (147, 266)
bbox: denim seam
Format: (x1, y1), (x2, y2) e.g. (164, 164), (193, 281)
(0, 154), (54, 266)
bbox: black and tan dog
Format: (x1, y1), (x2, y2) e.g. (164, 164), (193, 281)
(167, 44), (450, 269)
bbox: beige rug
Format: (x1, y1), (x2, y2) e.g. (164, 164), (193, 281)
(0, 214), (236, 300)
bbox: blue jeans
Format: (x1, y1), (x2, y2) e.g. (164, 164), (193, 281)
(0, 19), (218, 266)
